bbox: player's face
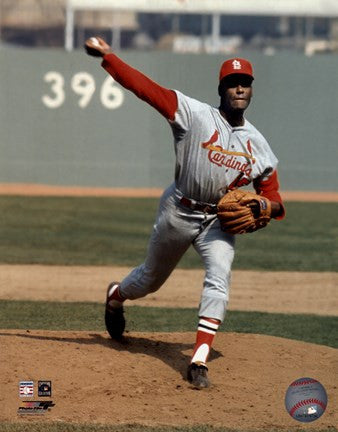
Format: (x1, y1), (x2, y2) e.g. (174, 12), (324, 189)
(219, 74), (253, 112)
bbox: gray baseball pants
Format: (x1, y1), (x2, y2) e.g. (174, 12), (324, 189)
(119, 184), (235, 322)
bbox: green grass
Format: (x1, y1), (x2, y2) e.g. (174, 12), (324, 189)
(235, 201), (338, 271)
(0, 424), (335, 432)
(0, 300), (336, 348)
(0, 196), (337, 271)
(0, 196), (156, 267)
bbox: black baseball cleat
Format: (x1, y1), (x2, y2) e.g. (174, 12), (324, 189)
(105, 282), (125, 340)
(187, 362), (210, 389)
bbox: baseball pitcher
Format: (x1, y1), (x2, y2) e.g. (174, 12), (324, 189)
(84, 37), (285, 389)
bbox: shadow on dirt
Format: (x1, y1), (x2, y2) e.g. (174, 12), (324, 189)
(0, 331), (223, 379)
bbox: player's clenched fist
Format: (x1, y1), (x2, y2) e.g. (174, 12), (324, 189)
(84, 36), (112, 57)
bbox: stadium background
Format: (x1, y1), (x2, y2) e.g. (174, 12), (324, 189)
(0, 48), (337, 191)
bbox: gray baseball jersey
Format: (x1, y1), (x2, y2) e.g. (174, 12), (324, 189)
(171, 90), (278, 203)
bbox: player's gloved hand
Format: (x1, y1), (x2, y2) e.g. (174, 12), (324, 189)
(84, 36), (112, 57)
(217, 189), (272, 234)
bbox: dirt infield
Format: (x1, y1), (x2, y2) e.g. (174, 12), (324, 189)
(1, 265), (337, 429)
(1, 183), (338, 201)
(1, 265), (337, 316)
(1, 330), (337, 429)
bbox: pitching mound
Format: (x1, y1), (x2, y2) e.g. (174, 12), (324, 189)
(1, 330), (336, 429)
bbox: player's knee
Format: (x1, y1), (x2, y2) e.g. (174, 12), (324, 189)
(205, 269), (231, 292)
(141, 272), (167, 294)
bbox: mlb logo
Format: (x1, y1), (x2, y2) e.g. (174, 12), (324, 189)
(307, 406), (317, 414)
(232, 59), (242, 70)
(19, 381), (34, 397)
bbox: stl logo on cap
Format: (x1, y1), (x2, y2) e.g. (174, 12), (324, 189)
(232, 60), (242, 70)
(219, 58), (254, 81)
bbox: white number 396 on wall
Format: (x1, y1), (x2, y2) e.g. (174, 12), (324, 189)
(42, 71), (124, 109)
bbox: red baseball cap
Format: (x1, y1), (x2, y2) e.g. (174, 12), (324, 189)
(219, 58), (254, 81)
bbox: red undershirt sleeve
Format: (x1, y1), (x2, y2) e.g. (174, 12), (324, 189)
(253, 170), (286, 220)
(101, 53), (177, 121)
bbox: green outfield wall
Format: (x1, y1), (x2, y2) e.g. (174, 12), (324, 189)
(0, 47), (337, 191)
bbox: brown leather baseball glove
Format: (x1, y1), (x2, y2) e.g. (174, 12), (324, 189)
(217, 189), (272, 234)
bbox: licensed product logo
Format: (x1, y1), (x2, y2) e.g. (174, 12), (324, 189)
(38, 381), (52, 397)
(17, 400), (55, 415)
(19, 381), (34, 397)
(285, 377), (328, 423)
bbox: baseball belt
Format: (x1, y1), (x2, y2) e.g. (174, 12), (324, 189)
(180, 196), (218, 214)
